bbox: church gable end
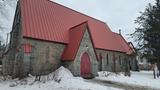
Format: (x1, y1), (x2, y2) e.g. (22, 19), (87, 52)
(63, 28), (98, 77)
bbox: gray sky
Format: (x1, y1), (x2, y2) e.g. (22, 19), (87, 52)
(53, 0), (155, 46)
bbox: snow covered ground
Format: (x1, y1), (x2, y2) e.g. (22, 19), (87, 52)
(0, 67), (123, 90)
(1, 67), (159, 90)
(97, 70), (160, 89)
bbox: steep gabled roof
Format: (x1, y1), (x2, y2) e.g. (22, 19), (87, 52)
(20, 0), (132, 53)
(112, 32), (134, 55)
(62, 22), (87, 60)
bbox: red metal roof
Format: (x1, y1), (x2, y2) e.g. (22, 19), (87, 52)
(62, 22), (87, 60)
(20, 0), (132, 53)
(112, 32), (134, 55)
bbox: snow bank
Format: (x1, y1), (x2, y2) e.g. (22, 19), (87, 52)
(53, 66), (73, 82)
(98, 71), (124, 77)
(53, 67), (123, 90)
(0, 66), (124, 90)
(31, 66), (74, 83)
(0, 66), (73, 86)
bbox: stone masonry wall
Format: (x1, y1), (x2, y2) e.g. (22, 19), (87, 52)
(22, 38), (65, 76)
(62, 29), (98, 77)
(2, 51), (16, 75)
(96, 49), (129, 72)
(2, 1), (23, 76)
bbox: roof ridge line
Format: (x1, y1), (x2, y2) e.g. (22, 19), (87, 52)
(112, 32), (127, 52)
(69, 21), (88, 30)
(118, 33), (134, 53)
(48, 0), (107, 24)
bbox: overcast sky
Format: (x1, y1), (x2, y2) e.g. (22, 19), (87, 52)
(53, 0), (155, 45)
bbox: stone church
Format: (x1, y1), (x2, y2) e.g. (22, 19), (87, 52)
(2, 0), (136, 78)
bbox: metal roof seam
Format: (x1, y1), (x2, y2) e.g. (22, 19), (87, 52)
(20, 0), (132, 53)
(47, 0), (106, 25)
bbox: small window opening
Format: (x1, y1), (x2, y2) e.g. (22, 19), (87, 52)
(0, 60), (2, 65)
(106, 54), (109, 65)
(119, 55), (121, 65)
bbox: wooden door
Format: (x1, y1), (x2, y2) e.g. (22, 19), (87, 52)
(81, 52), (92, 78)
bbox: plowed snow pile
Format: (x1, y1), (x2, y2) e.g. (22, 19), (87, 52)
(0, 66), (123, 90)
(52, 66), (73, 81)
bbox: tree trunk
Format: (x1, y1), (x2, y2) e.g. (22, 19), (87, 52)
(153, 69), (156, 79)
